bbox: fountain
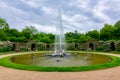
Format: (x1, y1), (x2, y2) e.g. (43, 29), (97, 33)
(53, 8), (65, 57)
(50, 8), (70, 57)
(6, 9), (113, 71)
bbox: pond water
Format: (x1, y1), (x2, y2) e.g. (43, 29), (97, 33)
(10, 52), (112, 67)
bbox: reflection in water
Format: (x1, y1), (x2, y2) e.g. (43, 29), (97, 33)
(10, 52), (111, 67)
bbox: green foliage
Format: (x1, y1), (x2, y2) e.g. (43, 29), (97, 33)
(8, 36), (27, 42)
(86, 30), (100, 40)
(34, 32), (55, 43)
(0, 30), (8, 40)
(114, 20), (120, 28)
(102, 42), (111, 52)
(65, 32), (88, 43)
(100, 24), (115, 41)
(37, 43), (46, 51)
(1, 17), (120, 44)
(96, 46), (104, 51)
(22, 26), (38, 40)
(113, 20), (120, 39)
(116, 42), (120, 51)
(8, 29), (22, 37)
(0, 17), (9, 30)
(66, 43), (75, 50)
(0, 46), (11, 52)
(20, 47), (29, 52)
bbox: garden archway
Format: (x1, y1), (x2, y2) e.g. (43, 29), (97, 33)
(89, 43), (94, 50)
(31, 43), (36, 51)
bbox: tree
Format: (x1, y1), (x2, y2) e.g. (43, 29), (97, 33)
(47, 33), (55, 43)
(114, 20), (120, 39)
(34, 32), (55, 43)
(86, 30), (100, 40)
(0, 30), (8, 40)
(65, 32), (88, 43)
(8, 29), (21, 37)
(0, 17), (9, 30)
(114, 20), (120, 28)
(22, 26), (38, 40)
(0, 17), (10, 41)
(100, 24), (115, 41)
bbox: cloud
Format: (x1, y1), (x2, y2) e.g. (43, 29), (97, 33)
(69, 0), (90, 9)
(92, 0), (112, 23)
(0, 2), (26, 15)
(28, 23), (56, 33)
(19, 0), (42, 8)
(0, 0), (120, 33)
(41, 6), (55, 15)
(0, 2), (28, 29)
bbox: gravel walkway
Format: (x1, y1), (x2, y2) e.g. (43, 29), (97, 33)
(0, 52), (120, 80)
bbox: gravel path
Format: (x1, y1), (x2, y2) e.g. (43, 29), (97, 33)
(0, 52), (120, 80)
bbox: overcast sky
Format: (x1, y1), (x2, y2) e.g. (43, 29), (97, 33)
(0, 0), (120, 33)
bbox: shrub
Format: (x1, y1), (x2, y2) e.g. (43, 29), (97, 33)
(66, 43), (75, 50)
(37, 43), (46, 51)
(116, 42), (120, 51)
(20, 47), (29, 52)
(0, 46), (11, 52)
(96, 46), (104, 51)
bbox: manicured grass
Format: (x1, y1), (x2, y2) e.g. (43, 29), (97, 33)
(0, 53), (120, 72)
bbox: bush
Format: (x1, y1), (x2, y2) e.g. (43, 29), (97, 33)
(116, 43), (120, 51)
(37, 43), (46, 51)
(102, 42), (111, 52)
(66, 43), (75, 50)
(0, 46), (11, 52)
(20, 47), (29, 52)
(96, 46), (104, 51)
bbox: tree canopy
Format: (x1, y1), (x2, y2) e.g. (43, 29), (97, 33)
(0, 17), (120, 43)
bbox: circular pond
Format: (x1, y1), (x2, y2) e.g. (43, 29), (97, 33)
(10, 52), (112, 67)
(1, 52), (120, 72)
